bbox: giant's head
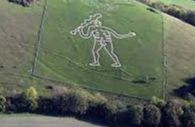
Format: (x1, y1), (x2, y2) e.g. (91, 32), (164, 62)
(93, 19), (102, 27)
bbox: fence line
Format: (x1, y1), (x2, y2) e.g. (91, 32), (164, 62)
(31, 0), (48, 75)
(161, 12), (168, 100)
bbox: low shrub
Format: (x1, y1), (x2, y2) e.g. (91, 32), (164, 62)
(151, 96), (166, 107)
(37, 87), (107, 116)
(0, 95), (6, 112)
(8, 0), (35, 7)
(53, 92), (89, 115)
(25, 86), (38, 111)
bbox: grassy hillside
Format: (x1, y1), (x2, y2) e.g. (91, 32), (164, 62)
(0, 0), (47, 93)
(0, 0), (195, 99)
(33, 0), (164, 98)
(165, 14), (195, 94)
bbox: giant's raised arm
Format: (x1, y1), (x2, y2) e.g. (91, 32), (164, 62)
(101, 26), (136, 39)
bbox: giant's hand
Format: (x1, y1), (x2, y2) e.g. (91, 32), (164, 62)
(70, 26), (83, 35)
(128, 32), (136, 37)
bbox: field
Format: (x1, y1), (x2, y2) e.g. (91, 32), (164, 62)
(164, 14), (195, 94)
(160, 0), (195, 10)
(0, 0), (45, 93)
(33, 0), (164, 98)
(0, 0), (195, 99)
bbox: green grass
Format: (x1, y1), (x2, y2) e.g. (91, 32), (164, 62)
(0, 0), (195, 99)
(164, 14), (195, 93)
(160, 0), (195, 10)
(0, 0), (49, 94)
(34, 0), (164, 98)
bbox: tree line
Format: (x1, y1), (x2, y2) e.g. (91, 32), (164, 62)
(1, 86), (195, 127)
(138, 0), (195, 27)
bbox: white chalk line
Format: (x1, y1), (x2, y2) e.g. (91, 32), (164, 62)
(70, 13), (136, 68)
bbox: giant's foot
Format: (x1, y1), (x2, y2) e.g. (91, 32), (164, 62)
(111, 63), (121, 68)
(89, 62), (100, 67)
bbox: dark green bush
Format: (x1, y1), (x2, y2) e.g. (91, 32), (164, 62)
(186, 11), (195, 26)
(8, 0), (34, 6)
(86, 102), (117, 124)
(0, 95), (6, 112)
(166, 5), (187, 20)
(6, 87), (38, 113)
(111, 109), (131, 127)
(137, 0), (195, 27)
(53, 92), (89, 115)
(127, 105), (143, 127)
(37, 88), (101, 116)
(37, 96), (54, 115)
(143, 104), (161, 127)
(181, 107), (195, 127)
(161, 100), (183, 127)
(6, 93), (29, 112)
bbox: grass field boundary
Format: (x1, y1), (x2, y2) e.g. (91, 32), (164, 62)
(161, 12), (168, 100)
(31, 0), (48, 75)
(33, 74), (151, 101)
(133, 0), (167, 99)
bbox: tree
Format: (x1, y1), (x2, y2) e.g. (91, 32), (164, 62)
(161, 100), (183, 127)
(181, 108), (195, 127)
(25, 86), (38, 111)
(143, 104), (161, 127)
(128, 105), (144, 127)
(6, 86), (38, 113)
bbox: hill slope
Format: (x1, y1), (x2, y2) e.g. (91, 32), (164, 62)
(165, 14), (195, 94)
(33, 0), (164, 98)
(0, 0), (195, 99)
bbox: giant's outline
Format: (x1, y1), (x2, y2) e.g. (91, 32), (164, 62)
(70, 13), (136, 67)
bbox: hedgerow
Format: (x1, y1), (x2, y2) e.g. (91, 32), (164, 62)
(3, 86), (195, 127)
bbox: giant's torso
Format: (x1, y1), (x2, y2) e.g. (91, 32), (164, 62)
(92, 28), (112, 42)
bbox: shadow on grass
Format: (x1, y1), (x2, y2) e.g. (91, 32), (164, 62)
(76, 116), (108, 127)
(174, 77), (195, 98)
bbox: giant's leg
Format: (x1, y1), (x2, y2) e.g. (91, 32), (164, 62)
(90, 40), (103, 66)
(104, 41), (121, 67)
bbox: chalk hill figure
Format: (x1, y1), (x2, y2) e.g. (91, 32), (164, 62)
(70, 13), (136, 67)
